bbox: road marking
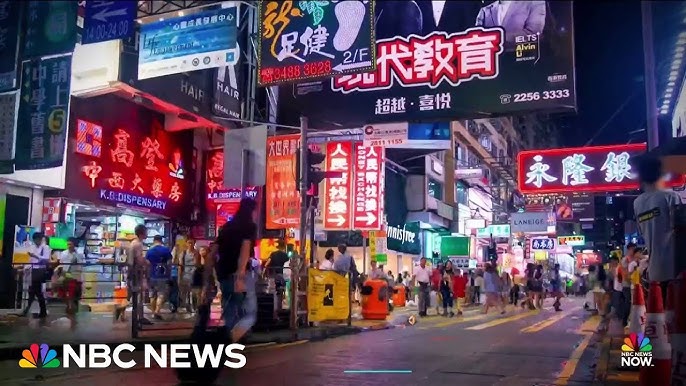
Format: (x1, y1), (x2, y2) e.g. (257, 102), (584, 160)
(553, 315), (601, 385)
(249, 340), (309, 352)
(465, 310), (538, 330)
(344, 370), (413, 374)
(520, 307), (582, 333)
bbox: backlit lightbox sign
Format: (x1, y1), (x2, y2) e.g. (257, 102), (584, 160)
(558, 235), (585, 246)
(517, 144), (647, 194)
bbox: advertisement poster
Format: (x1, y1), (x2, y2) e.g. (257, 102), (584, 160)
(278, 1), (576, 128)
(322, 141), (353, 230)
(351, 143), (384, 230)
(0, 91), (19, 174)
(265, 134), (301, 229)
(15, 56), (72, 171)
(307, 268), (350, 322)
(13, 225), (37, 264)
(23, 1), (78, 59)
(138, 5), (239, 80)
(0, 1), (21, 92)
(257, 0), (376, 85)
(213, 64), (242, 120)
(64, 95), (194, 220)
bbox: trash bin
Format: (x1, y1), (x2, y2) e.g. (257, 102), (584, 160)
(361, 280), (389, 320)
(392, 285), (406, 307)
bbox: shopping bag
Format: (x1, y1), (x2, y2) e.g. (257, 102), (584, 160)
(429, 290), (438, 308)
(174, 303), (225, 384)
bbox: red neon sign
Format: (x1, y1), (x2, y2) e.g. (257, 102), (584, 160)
(322, 141), (353, 230)
(352, 143), (384, 230)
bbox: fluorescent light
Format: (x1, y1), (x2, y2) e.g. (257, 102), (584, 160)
(671, 70), (679, 77)
(669, 81), (676, 86)
(665, 92), (673, 98)
(667, 87), (674, 93)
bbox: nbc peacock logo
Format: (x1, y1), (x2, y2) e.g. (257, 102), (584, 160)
(620, 333), (654, 367)
(19, 343), (61, 368)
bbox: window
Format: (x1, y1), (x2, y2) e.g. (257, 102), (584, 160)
(456, 182), (469, 206)
(428, 178), (443, 200)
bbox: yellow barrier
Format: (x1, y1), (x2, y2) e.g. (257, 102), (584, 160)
(307, 269), (350, 322)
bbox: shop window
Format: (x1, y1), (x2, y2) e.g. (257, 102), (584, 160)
(428, 178), (443, 200)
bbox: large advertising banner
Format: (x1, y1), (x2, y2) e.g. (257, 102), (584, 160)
(352, 142), (384, 230)
(257, 0), (376, 86)
(23, 1), (78, 59)
(265, 134), (301, 229)
(518, 143), (686, 194)
(323, 141), (353, 230)
(0, 1), (21, 92)
(15, 56), (72, 171)
(138, 5), (239, 80)
(65, 94), (194, 220)
(278, 1), (576, 128)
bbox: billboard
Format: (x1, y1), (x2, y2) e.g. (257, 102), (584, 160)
(323, 141), (353, 230)
(257, 0), (376, 86)
(138, 5), (239, 80)
(510, 211), (554, 233)
(79, 0), (137, 44)
(277, 1), (576, 128)
(363, 122), (451, 149)
(351, 142), (384, 230)
(518, 144), (648, 194)
(265, 134), (302, 229)
(65, 95), (194, 220)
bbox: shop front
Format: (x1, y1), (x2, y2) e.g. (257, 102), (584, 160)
(39, 94), (194, 309)
(385, 222), (422, 275)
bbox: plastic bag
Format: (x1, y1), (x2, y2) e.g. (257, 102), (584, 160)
(429, 290), (438, 307)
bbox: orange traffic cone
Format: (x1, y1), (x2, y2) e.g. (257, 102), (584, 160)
(629, 284), (646, 335)
(672, 272), (686, 386)
(666, 281), (676, 342)
(639, 282), (671, 386)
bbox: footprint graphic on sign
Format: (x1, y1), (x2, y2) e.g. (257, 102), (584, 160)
(333, 1), (367, 51)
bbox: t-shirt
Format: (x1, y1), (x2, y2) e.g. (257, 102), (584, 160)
(268, 250), (289, 274)
(215, 221), (257, 281)
(146, 244), (173, 279)
(413, 265), (431, 283)
(634, 188), (681, 282)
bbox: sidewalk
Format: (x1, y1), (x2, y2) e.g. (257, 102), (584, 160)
(594, 318), (640, 385)
(0, 303), (418, 361)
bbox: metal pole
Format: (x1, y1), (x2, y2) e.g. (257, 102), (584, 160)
(240, 149), (249, 197)
(642, 1), (660, 150)
(289, 116), (309, 330)
(362, 236), (367, 274)
(309, 201), (316, 266)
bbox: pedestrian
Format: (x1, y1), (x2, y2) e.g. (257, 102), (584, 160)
(319, 249), (335, 270)
(550, 263), (564, 311)
(205, 197), (258, 341)
(20, 232), (51, 318)
(510, 273), (521, 306)
(369, 260), (385, 279)
(452, 269), (467, 316)
(58, 238), (84, 318)
(565, 277), (573, 296)
(115, 225), (150, 324)
(440, 261), (455, 317)
(532, 265), (545, 309)
(501, 271), (513, 307)
(231, 253), (261, 343)
(173, 238), (199, 313)
(482, 263), (505, 315)
(473, 270), (484, 305)
(146, 235), (173, 320)
(431, 262), (444, 315)
(412, 257), (432, 317)
(521, 263), (536, 310)
(465, 270), (474, 305)
(189, 246), (209, 313)
(264, 239), (289, 289)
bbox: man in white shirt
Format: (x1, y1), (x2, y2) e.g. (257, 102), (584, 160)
(412, 257), (432, 316)
(59, 238), (84, 282)
(21, 232), (51, 318)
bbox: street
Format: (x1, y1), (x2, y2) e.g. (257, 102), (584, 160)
(0, 297), (603, 386)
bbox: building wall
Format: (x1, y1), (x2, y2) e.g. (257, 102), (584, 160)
(2, 183), (43, 228)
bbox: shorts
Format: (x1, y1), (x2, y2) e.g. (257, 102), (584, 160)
(149, 278), (169, 297)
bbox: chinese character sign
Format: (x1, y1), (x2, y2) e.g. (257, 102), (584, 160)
(265, 134), (302, 229)
(352, 143), (384, 230)
(518, 144), (652, 194)
(23, 1), (78, 59)
(0, 91), (19, 174)
(0, 1), (22, 92)
(138, 6), (239, 80)
(323, 141), (353, 230)
(531, 237), (555, 251)
(64, 94), (193, 220)
(557, 235), (585, 247)
(277, 1), (576, 128)
(16, 56), (72, 171)
(257, 0), (376, 86)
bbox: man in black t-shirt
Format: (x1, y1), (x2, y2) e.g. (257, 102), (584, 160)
(206, 199), (257, 336)
(265, 240), (289, 276)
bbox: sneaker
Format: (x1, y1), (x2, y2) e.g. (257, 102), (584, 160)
(449, 312), (455, 317)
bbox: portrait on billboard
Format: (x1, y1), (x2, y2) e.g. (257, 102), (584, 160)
(278, 0), (575, 128)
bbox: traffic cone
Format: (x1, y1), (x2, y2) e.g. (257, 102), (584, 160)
(629, 284), (646, 335)
(672, 272), (686, 386)
(639, 282), (671, 386)
(666, 281), (676, 342)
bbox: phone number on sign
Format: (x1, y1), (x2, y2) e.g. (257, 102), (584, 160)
(512, 89), (571, 103)
(365, 138), (404, 147)
(260, 60), (332, 84)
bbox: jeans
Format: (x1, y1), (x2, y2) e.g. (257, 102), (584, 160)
(472, 286), (481, 304)
(220, 275), (245, 333)
(233, 272), (257, 335)
(440, 289), (453, 309)
(24, 272), (46, 316)
(417, 283), (430, 315)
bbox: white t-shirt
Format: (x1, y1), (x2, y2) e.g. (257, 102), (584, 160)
(413, 265), (431, 283)
(319, 259), (333, 270)
(475, 276), (485, 288)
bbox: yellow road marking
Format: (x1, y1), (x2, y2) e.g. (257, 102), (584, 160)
(521, 307), (582, 333)
(553, 315), (601, 385)
(465, 310), (539, 330)
(417, 314), (486, 329)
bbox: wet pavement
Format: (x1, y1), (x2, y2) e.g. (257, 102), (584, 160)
(0, 297), (604, 386)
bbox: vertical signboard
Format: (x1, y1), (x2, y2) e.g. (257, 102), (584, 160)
(257, 0), (376, 86)
(138, 5), (239, 80)
(0, 1), (21, 92)
(0, 91), (18, 174)
(23, 1), (78, 59)
(213, 64), (242, 120)
(352, 143), (383, 230)
(16, 56), (72, 170)
(79, 0), (137, 44)
(265, 134), (301, 229)
(323, 141), (353, 230)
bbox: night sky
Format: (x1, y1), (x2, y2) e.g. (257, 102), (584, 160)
(560, 2), (647, 147)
